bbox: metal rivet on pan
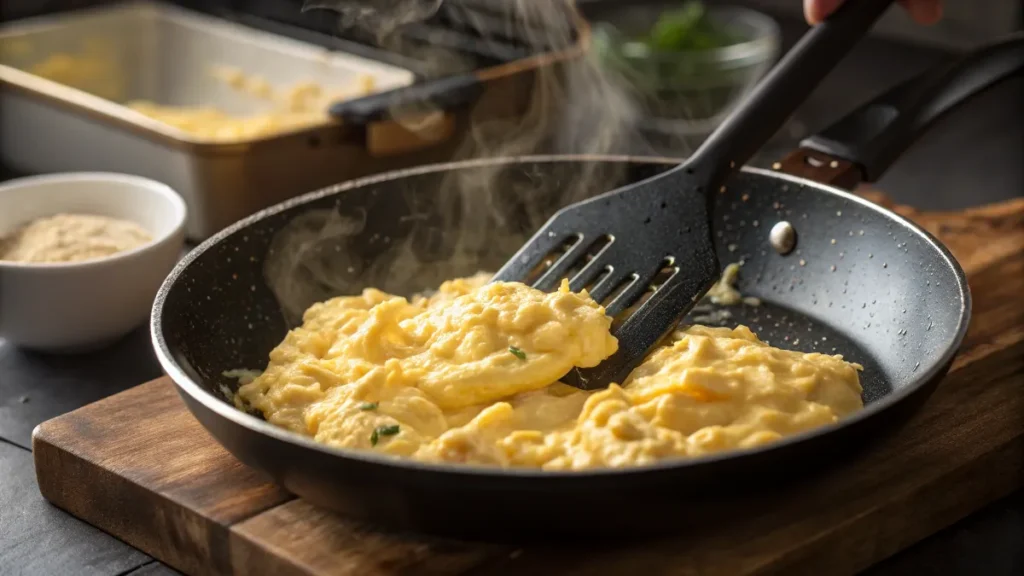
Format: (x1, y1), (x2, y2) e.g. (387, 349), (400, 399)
(770, 221), (797, 255)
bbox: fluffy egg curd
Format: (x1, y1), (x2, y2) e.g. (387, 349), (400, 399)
(235, 274), (864, 470)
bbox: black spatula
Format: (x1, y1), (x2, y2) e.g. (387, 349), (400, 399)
(492, 0), (896, 390)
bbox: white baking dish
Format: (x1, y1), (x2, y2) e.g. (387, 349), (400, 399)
(0, 1), (453, 239)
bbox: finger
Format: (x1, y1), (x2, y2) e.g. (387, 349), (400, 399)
(804, 0), (844, 24)
(899, 0), (943, 25)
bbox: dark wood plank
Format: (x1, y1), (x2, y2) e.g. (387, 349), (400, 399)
(230, 500), (510, 576)
(130, 561), (186, 576)
(0, 441), (152, 576)
(32, 382), (292, 576)
(863, 491), (1024, 576)
(29, 196), (1024, 575)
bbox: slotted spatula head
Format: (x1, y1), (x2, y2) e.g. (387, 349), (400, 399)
(491, 167), (720, 389)
(492, 0), (898, 390)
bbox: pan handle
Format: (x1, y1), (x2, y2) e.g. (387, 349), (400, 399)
(779, 33), (1024, 188)
(328, 74), (483, 125)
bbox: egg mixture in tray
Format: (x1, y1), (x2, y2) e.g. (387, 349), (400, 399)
(0, 1), (436, 239)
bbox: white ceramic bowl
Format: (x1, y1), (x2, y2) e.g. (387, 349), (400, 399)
(0, 173), (186, 352)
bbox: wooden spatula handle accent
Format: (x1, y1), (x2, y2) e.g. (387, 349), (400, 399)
(777, 146), (1024, 275)
(775, 147), (865, 189)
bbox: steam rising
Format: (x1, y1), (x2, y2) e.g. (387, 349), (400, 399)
(267, 0), (665, 321)
(264, 208), (367, 324)
(303, 0), (444, 41)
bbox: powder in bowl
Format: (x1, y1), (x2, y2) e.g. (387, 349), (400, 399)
(0, 213), (153, 264)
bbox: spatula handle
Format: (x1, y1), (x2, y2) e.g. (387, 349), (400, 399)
(686, 0), (895, 183)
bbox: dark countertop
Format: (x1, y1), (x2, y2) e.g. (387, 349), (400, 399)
(1, 7), (1022, 576)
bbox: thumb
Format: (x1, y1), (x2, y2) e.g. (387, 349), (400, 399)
(804, 0), (845, 24)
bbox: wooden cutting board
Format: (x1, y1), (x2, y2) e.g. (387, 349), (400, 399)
(32, 194), (1024, 576)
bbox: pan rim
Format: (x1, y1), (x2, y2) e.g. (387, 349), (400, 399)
(151, 153), (971, 481)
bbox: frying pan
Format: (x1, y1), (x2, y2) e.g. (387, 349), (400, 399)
(152, 35), (1024, 540)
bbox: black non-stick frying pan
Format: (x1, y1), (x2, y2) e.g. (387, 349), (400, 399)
(152, 35), (1024, 540)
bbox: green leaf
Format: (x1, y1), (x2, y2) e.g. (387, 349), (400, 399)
(509, 346), (527, 361)
(649, 1), (706, 51)
(371, 424), (400, 446)
(359, 402), (379, 411)
(645, 1), (739, 53)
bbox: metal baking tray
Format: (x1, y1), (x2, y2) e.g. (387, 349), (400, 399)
(0, 1), (459, 239)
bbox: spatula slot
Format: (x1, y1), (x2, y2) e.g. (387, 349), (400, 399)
(601, 273), (640, 308)
(562, 234), (614, 285)
(605, 274), (650, 325)
(521, 233), (582, 286)
(605, 257), (680, 326)
(583, 235), (615, 263)
(650, 258), (680, 291)
(580, 265), (614, 295)
(532, 234), (616, 291)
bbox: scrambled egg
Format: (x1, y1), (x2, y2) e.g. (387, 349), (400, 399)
(125, 100), (327, 141)
(22, 40), (129, 101)
(707, 262), (761, 306)
(124, 67), (376, 141)
(237, 274), (863, 470)
(25, 47), (374, 141)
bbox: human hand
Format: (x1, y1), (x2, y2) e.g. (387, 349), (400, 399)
(804, 0), (943, 25)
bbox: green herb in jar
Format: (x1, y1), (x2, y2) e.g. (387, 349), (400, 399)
(648, 1), (739, 52)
